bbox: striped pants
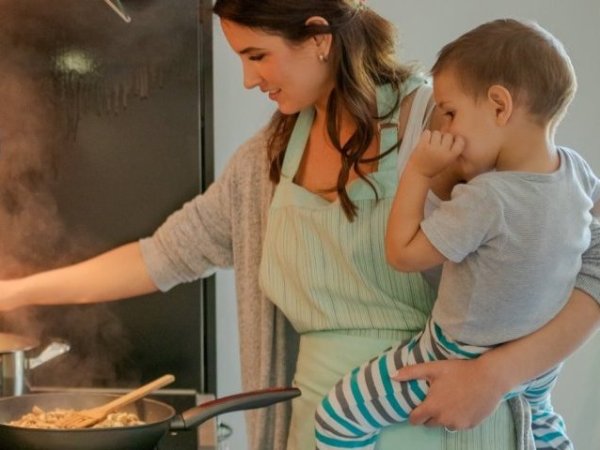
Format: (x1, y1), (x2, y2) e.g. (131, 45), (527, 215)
(315, 319), (571, 450)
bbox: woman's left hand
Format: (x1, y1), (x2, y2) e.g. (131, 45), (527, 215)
(392, 358), (505, 430)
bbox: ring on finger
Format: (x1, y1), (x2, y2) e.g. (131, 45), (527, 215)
(444, 426), (457, 433)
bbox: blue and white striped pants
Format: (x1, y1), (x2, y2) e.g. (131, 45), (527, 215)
(315, 319), (571, 450)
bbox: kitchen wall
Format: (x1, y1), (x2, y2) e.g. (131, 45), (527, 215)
(213, 1), (600, 449)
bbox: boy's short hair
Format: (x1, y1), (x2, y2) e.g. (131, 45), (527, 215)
(431, 18), (577, 126)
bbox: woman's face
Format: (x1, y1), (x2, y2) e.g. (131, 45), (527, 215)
(220, 19), (334, 114)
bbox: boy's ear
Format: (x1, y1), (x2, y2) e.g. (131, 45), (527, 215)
(305, 16), (332, 58)
(487, 85), (513, 125)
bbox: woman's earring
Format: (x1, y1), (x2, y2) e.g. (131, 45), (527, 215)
(318, 53), (328, 63)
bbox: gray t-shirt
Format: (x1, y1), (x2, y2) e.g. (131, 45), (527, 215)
(422, 147), (600, 346)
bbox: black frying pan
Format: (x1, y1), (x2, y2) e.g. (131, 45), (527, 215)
(0, 387), (301, 450)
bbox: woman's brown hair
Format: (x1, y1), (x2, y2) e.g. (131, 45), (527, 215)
(213, 0), (415, 220)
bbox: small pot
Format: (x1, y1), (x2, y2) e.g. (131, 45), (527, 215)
(0, 333), (70, 397)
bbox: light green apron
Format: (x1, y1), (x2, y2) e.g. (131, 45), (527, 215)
(260, 81), (516, 450)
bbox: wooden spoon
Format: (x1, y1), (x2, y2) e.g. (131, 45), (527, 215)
(57, 374), (175, 429)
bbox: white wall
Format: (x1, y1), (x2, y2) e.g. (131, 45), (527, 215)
(213, 2), (600, 449)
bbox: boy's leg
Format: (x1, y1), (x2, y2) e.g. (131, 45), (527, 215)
(314, 333), (428, 449)
(314, 320), (488, 450)
(518, 365), (573, 450)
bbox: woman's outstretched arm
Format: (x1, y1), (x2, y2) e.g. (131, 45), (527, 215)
(0, 242), (158, 311)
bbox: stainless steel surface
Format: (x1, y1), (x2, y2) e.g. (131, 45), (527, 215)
(27, 341), (71, 371)
(102, 0), (131, 23)
(0, 334), (70, 397)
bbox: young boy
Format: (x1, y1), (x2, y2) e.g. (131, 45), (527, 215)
(315, 18), (599, 450)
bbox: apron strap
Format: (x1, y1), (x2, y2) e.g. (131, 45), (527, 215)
(281, 76), (426, 178)
(281, 108), (315, 180)
(396, 83), (434, 175)
(376, 84), (402, 172)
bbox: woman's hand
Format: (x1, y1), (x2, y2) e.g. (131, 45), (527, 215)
(392, 357), (506, 430)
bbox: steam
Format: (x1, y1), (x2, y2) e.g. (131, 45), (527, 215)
(0, 0), (194, 276)
(0, 306), (137, 387)
(0, 0), (196, 386)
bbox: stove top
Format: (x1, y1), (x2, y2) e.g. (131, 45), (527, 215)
(29, 386), (216, 450)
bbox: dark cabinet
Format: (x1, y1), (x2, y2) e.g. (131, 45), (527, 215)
(0, 0), (215, 396)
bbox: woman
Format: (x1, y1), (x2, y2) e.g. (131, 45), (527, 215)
(1, 1), (598, 449)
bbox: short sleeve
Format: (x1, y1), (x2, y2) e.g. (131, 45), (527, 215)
(565, 147), (600, 202)
(575, 219), (600, 305)
(421, 179), (502, 263)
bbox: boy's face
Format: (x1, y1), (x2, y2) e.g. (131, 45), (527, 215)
(433, 69), (504, 180)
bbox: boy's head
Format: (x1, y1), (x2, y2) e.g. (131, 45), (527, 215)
(431, 18), (576, 128)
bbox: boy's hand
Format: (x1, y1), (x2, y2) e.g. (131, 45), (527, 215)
(409, 130), (465, 178)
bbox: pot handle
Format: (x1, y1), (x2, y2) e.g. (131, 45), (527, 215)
(170, 386), (301, 430)
(28, 340), (71, 370)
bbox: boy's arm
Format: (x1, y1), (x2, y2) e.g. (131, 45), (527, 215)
(386, 164), (444, 271)
(386, 130), (464, 272)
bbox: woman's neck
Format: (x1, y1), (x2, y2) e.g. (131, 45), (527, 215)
(312, 102), (360, 147)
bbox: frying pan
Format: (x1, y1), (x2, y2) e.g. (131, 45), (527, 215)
(0, 387), (301, 450)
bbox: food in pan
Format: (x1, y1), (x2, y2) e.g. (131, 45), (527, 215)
(7, 406), (145, 429)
